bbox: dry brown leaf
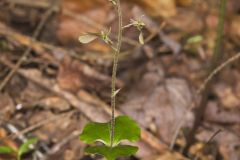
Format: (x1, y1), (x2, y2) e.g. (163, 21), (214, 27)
(57, 55), (123, 93)
(176, 0), (193, 7)
(214, 84), (240, 109)
(143, 151), (189, 160)
(38, 96), (70, 111)
(131, 0), (176, 17)
(167, 10), (203, 33)
(120, 61), (193, 144)
(0, 93), (14, 120)
(205, 102), (240, 124)
(230, 15), (240, 40)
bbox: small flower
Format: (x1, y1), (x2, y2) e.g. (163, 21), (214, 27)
(100, 28), (113, 45)
(130, 17), (145, 31)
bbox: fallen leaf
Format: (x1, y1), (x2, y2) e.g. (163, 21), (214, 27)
(167, 10), (203, 33)
(57, 55), (123, 93)
(132, 0), (177, 17)
(214, 83), (240, 109)
(143, 151), (189, 160)
(205, 102), (240, 124)
(119, 61), (193, 144)
(176, 0), (193, 7)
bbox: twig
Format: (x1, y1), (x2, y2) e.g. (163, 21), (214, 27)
(206, 129), (222, 145)
(48, 129), (82, 155)
(0, 0), (58, 91)
(1, 112), (71, 142)
(197, 52), (240, 94)
(193, 129), (222, 160)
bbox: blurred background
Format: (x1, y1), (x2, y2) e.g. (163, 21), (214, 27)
(0, 0), (240, 159)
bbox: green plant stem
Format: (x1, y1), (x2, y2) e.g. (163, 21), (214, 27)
(110, 0), (123, 147)
(210, 0), (226, 70)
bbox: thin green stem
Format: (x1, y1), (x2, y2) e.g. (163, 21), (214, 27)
(110, 0), (123, 147)
(210, 0), (226, 70)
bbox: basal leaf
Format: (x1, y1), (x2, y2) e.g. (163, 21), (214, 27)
(0, 146), (15, 154)
(18, 138), (38, 160)
(85, 145), (138, 160)
(78, 34), (98, 44)
(80, 116), (141, 146)
(113, 116), (141, 145)
(80, 121), (110, 145)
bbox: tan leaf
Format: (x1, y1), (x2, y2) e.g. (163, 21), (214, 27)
(139, 32), (144, 45)
(78, 34), (98, 44)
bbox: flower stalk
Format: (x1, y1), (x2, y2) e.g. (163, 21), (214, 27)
(110, 0), (123, 147)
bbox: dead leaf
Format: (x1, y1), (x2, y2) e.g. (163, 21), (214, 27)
(120, 61), (193, 144)
(205, 102), (240, 124)
(176, 0), (193, 7)
(167, 10), (203, 33)
(143, 151), (189, 160)
(230, 15), (240, 41)
(0, 93), (14, 121)
(132, 0), (177, 17)
(57, 55), (123, 93)
(214, 83), (240, 109)
(78, 34), (98, 44)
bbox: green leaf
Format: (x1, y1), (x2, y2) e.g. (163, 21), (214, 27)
(78, 34), (98, 44)
(18, 138), (38, 160)
(85, 145), (138, 160)
(139, 32), (144, 45)
(80, 116), (141, 146)
(0, 146), (15, 154)
(187, 35), (203, 44)
(80, 121), (110, 145)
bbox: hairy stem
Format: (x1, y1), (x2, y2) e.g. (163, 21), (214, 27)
(110, 0), (123, 147)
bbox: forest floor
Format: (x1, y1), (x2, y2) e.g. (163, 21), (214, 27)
(0, 0), (240, 160)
